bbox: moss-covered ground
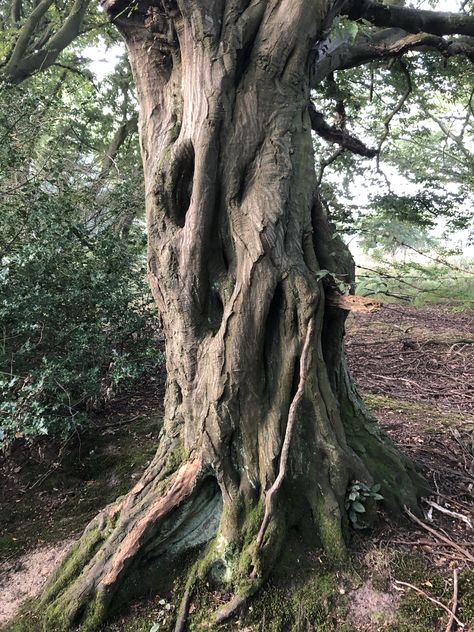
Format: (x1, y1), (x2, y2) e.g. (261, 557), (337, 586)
(99, 384), (473, 632)
(0, 411), (162, 561)
(2, 390), (473, 631)
(97, 539), (474, 631)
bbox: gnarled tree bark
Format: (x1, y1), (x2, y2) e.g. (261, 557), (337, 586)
(28, 1), (430, 630)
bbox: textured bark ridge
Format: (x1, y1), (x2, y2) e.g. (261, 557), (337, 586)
(31, 1), (425, 630)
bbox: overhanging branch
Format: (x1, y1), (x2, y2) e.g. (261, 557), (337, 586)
(313, 28), (474, 86)
(345, 0), (474, 37)
(309, 103), (377, 158)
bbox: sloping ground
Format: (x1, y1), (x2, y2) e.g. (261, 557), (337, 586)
(1, 305), (473, 631)
(346, 304), (474, 412)
(0, 376), (165, 630)
(346, 304), (474, 540)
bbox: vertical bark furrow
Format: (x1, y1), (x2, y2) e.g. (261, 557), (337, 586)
(170, 140), (194, 227)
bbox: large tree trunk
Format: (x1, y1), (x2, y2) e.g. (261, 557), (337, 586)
(32, 1), (425, 630)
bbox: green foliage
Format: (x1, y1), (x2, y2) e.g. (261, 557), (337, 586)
(345, 481), (383, 529)
(357, 259), (474, 310)
(315, 34), (474, 250)
(0, 196), (159, 442)
(0, 68), (158, 444)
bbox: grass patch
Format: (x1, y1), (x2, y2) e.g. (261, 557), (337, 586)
(362, 392), (468, 428)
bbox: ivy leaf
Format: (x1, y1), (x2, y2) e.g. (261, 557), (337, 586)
(316, 269), (330, 281)
(352, 501), (366, 513)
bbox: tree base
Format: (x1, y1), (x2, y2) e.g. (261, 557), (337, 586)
(9, 402), (426, 632)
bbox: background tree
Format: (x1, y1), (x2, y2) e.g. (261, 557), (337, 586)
(9, 1), (474, 631)
(0, 0), (107, 83)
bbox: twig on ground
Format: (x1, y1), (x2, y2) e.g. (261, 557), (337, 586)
(404, 507), (474, 563)
(394, 580), (464, 628)
(433, 472), (441, 504)
(423, 498), (473, 529)
(445, 568), (459, 632)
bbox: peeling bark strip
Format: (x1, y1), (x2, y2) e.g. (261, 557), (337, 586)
(100, 458), (202, 587)
(327, 294), (382, 313)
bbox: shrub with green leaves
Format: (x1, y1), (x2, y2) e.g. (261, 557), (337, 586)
(0, 212), (160, 442)
(0, 76), (160, 444)
(0, 195), (160, 443)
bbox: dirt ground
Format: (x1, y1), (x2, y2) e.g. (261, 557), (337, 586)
(1, 304), (473, 631)
(0, 540), (74, 625)
(347, 304), (474, 412)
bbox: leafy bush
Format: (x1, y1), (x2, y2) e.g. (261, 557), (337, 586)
(0, 196), (160, 442)
(0, 71), (161, 444)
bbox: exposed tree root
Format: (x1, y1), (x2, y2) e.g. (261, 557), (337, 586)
(16, 1), (432, 627)
(174, 580), (195, 632)
(18, 455), (225, 632)
(214, 594), (250, 624)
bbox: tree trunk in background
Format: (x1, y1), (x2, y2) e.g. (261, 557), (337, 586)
(33, 1), (425, 630)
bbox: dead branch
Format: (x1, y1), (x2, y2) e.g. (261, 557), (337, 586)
(423, 499), (473, 530)
(327, 293), (382, 313)
(404, 507), (474, 563)
(445, 568), (459, 632)
(394, 580), (464, 628)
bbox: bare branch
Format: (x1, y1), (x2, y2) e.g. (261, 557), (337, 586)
(11, 0), (23, 23)
(317, 146), (344, 186)
(2, 0), (90, 83)
(98, 113), (138, 182)
(309, 103), (377, 157)
(345, 1), (474, 38)
(3, 0), (54, 75)
(313, 28), (474, 87)
(376, 59), (412, 167)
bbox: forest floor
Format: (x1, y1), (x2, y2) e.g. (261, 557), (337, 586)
(1, 304), (473, 631)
